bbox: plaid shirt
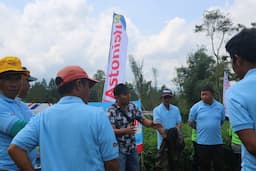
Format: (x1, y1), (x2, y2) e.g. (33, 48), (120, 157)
(108, 102), (144, 154)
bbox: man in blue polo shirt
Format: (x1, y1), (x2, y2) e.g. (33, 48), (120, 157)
(8, 66), (119, 171)
(153, 89), (182, 150)
(0, 56), (36, 171)
(153, 89), (182, 170)
(188, 86), (225, 171)
(225, 28), (256, 171)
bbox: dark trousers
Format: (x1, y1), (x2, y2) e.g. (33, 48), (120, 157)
(192, 141), (199, 171)
(231, 152), (241, 171)
(197, 144), (224, 171)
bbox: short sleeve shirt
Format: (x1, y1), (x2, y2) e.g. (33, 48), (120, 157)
(153, 104), (182, 149)
(226, 69), (256, 171)
(107, 102), (144, 154)
(0, 94), (35, 171)
(189, 100), (225, 145)
(11, 96), (118, 171)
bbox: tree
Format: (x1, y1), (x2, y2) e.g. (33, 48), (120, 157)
(195, 9), (237, 100)
(89, 70), (105, 102)
(25, 81), (48, 103)
(24, 78), (59, 103)
(129, 55), (145, 99)
(173, 48), (216, 117)
(129, 55), (160, 110)
(195, 9), (237, 64)
(47, 78), (60, 103)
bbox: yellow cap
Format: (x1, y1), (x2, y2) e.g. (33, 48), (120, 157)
(0, 56), (28, 74)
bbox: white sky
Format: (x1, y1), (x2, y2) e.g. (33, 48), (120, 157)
(0, 0), (255, 88)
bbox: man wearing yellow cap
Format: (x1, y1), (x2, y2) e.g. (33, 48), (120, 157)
(0, 56), (36, 171)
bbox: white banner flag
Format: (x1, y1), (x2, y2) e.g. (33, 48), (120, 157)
(223, 71), (231, 117)
(102, 13), (128, 102)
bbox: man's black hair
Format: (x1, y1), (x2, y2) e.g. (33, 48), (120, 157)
(225, 28), (256, 63)
(200, 85), (214, 94)
(0, 72), (22, 80)
(55, 78), (88, 96)
(113, 83), (129, 96)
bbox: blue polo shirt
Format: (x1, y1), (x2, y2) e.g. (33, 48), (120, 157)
(153, 104), (182, 149)
(11, 96), (118, 171)
(226, 69), (256, 171)
(0, 94), (36, 171)
(189, 100), (225, 145)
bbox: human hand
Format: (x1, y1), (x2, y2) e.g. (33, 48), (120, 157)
(152, 122), (163, 129)
(126, 125), (136, 135)
(162, 132), (167, 139)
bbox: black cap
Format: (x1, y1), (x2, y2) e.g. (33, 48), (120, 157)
(22, 66), (37, 82)
(161, 89), (173, 97)
(28, 75), (37, 82)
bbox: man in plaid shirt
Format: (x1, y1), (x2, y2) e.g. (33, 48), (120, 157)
(107, 83), (162, 171)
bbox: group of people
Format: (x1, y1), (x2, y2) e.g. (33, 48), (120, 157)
(0, 28), (256, 171)
(188, 28), (256, 171)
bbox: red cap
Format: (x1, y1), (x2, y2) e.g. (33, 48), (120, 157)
(56, 66), (99, 88)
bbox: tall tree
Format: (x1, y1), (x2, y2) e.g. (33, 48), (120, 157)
(89, 70), (105, 102)
(47, 78), (59, 103)
(195, 9), (237, 64)
(129, 55), (160, 110)
(129, 55), (145, 99)
(173, 48), (215, 116)
(195, 9), (237, 100)
(25, 81), (48, 103)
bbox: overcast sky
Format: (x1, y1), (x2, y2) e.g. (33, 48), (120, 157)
(0, 0), (255, 88)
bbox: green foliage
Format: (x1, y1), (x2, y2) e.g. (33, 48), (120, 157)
(173, 48), (217, 113)
(195, 9), (237, 63)
(195, 9), (239, 100)
(89, 70), (105, 102)
(141, 126), (158, 171)
(24, 79), (60, 103)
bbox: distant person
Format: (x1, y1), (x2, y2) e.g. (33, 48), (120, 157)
(153, 89), (182, 149)
(153, 89), (183, 170)
(16, 66), (37, 100)
(0, 56), (36, 171)
(225, 28), (256, 171)
(8, 65), (119, 171)
(188, 86), (225, 171)
(107, 83), (162, 171)
(15, 66), (40, 170)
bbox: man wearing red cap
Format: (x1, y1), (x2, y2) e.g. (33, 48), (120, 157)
(0, 56), (36, 171)
(8, 66), (119, 171)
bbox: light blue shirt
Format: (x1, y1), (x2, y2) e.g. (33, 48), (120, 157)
(226, 69), (256, 171)
(153, 103), (182, 149)
(189, 100), (225, 145)
(0, 94), (36, 171)
(11, 96), (118, 171)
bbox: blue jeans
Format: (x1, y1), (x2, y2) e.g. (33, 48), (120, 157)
(119, 151), (139, 171)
